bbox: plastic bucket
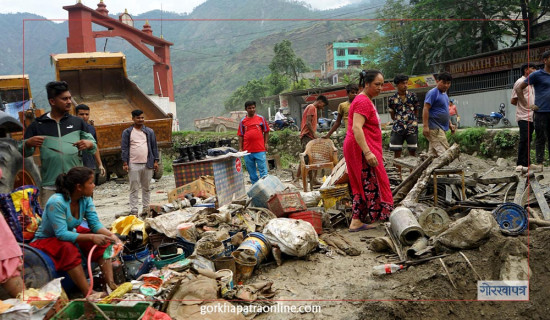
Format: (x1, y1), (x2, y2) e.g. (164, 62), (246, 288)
(177, 223), (197, 243)
(214, 256), (236, 275)
(231, 251), (257, 282)
(246, 175), (285, 208)
(236, 232), (271, 265)
(216, 269), (234, 296)
(122, 247), (152, 279)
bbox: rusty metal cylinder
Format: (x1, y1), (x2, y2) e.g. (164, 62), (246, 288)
(389, 206), (426, 246)
(406, 237), (429, 257)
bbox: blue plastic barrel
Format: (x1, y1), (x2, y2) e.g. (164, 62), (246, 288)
(492, 203), (528, 235)
(20, 244), (56, 289)
(246, 175), (285, 208)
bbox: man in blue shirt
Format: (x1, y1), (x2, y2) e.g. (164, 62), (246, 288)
(422, 71), (456, 157)
(516, 50), (550, 172)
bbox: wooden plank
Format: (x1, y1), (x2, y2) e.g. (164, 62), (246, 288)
(450, 184), (462, 200)
(392, 157), (420, 169)
(472, 183), (508, 199)
(530, 178), (550, 220)
(392, 156), (434, 199)
(445, 185), (453, 204)
(433, 177), (477, 187)
(513, 177), (527, 205)
(477, 175), (519, 185)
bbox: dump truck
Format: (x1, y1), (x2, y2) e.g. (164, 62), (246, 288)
(194, 111), (247, 132)
(0, 75), (41, 193)
(51, 52), (173, 181)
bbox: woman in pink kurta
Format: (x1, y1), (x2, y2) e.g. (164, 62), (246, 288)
(343, 70), (394, 232)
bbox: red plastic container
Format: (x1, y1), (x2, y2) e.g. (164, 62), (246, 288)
(267, 192), (307, 217)
(289, 211), (323, 234)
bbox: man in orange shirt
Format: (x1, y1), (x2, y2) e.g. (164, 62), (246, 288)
(294, 95), (328, 185)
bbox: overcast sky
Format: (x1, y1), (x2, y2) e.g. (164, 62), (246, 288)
(0, 0), (363, 20)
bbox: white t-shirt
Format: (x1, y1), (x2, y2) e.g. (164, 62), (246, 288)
(275, 112), (286, 121)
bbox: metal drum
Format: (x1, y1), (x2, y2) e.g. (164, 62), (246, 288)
(492, 203), (528, 235)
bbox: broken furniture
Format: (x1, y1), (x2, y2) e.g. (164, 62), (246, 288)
(432, 168), (466, 206)
(300, 138), (338, 191)
(173, 154), (245, 207)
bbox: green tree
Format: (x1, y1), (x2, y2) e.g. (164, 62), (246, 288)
(266, 72), (289, 95)
(519, 0), (550, 41)
(269, 40), (309, 83)
(224, 79), (269, 111)
(366, 0), (525, 77)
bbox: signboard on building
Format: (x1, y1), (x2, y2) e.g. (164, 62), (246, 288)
(408, 75), (437, 88)
(446, 44), (550, 78)
(303, 82), (398, 102)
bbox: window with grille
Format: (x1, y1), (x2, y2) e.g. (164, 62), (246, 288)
(337, 60), (346, 68)
(336, 49), (346, 56)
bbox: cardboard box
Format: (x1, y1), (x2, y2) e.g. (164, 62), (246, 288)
(168, 176), (216, 203)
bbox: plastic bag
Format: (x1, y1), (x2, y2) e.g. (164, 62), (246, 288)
(111, 215), (148, 244)
(262, 218), (318, 257)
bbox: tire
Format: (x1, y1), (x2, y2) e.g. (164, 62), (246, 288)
(503, 118), (511, 127)
(0, 139), (41, 194)
(290, 124), (300, 131)
(96, 171), (107, 185)
(153, 152), (163, 180)
(216, 124), (227, 132)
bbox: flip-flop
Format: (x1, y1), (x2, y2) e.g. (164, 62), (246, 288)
(348, 224), (376, 232)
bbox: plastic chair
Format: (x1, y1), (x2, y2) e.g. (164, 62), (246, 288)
(299, 138), (339, 191)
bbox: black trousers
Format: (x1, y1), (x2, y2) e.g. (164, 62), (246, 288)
(534, 112), (550, 164)
(517, 120), (534, 167)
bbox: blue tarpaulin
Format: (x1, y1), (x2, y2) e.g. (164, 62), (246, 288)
(4, 100), (32, 122)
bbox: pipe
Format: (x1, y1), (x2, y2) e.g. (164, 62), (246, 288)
(85, 243), (122, 298)
(389, 207), (426, 246)
(406, 237), (428, 257)
(85, 244), (98, 298)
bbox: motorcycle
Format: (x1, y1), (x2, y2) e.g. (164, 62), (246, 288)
(269, 117), (299, 131)
(317, 111), (338, 132)
(474, 103), (511, 127)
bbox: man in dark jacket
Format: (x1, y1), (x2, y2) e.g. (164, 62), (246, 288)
(121, 109), (159, 215)
(20, 81), (96, 205)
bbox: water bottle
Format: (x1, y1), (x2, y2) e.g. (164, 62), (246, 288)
(372, 263), (404, 275)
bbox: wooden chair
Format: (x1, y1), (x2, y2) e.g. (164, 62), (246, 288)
(299, 138), (339, 191)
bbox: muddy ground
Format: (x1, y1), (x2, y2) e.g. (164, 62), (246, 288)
(93, 152), (548, 319)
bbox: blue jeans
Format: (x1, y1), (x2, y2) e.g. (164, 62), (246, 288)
(244, 152), (268, 184)
(275, 120), (284, 129)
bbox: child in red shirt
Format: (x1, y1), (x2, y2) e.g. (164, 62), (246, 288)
(238, 101), (270, 184)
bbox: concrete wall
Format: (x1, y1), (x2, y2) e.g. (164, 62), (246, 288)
(451, 89), (515, 127)
(331, 42), (368, 70)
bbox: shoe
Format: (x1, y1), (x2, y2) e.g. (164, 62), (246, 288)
(530, 164), (543, 173)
